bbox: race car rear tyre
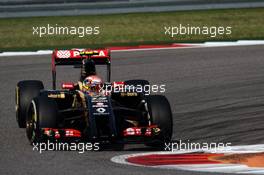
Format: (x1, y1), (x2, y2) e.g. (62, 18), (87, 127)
(26, 95), (58, 143)
(16, 80), (44, 128)
(145, 95), (173, 148)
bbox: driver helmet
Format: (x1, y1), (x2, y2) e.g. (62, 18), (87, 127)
(82, 75), (103, 95)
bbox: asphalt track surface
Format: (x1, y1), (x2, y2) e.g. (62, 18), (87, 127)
(0, 45), (264, 175)
(1, 0), (264, 18)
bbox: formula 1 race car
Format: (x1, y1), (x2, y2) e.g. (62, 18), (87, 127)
(15, 49), (173, 148)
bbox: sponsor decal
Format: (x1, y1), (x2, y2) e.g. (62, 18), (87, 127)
(96, 102), (104, 106)
(56, 50), (71, 58)
(91, 97), (107, 102)
(92, 102), (108, 108)
(48, 93), (65, 99)
(99, 50), (105, 56)
(96, 107), (106, 113)
(111, 144), (264, 174)
(93, 106), (110, 115)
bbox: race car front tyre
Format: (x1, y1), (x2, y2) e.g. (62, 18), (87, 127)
(145, 95), (173, 148)
(16, 80), (44, 128)
(26, 96), (58, 144)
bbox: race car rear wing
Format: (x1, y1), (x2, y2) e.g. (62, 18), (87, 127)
(52, 49), (111, 90)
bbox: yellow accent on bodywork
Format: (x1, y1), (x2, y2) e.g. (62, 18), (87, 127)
(78, 90), (89, 126)
(78, 81), (83, 91)
(48, 93), (65, 99)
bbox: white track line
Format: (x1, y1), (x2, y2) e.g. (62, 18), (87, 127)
(0, 40), (263, 57)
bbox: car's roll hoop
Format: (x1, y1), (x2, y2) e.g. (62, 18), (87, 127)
(52, 49), (111, 90)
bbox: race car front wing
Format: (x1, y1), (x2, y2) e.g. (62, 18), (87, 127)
(41, 125), (160, 141)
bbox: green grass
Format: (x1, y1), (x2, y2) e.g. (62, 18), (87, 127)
(0, 8), (263, 51)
